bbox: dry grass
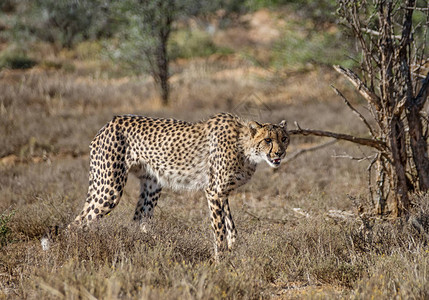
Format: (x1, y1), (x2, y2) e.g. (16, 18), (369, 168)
(1, 21), (429, 299)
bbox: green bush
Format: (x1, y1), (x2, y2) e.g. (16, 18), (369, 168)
(14, 0), (113, 49)
(271, 30), (357, 70)
(75, 40), (103, 60)
(0, 52), (37, 69)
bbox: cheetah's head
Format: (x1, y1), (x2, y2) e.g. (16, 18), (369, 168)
(247, 120), (289, 168)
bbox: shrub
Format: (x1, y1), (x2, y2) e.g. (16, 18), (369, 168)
(0, 52), (37, 69)
(0, 210), (15, 246)
(169, 29), (233, 59)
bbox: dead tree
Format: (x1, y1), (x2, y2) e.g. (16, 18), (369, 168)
(290, 0), (429, 216)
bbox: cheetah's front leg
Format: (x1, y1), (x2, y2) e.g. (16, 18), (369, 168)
(223, 198), (237, 250)
(205, 190), (236, 258)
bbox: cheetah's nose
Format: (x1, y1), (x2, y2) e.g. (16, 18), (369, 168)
(275, 151), (284, 157)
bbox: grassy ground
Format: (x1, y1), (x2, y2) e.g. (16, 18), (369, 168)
(1, 9), (429, 300)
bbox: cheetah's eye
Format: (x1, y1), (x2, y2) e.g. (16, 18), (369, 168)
(265, 138), (272, 143)
(281, 136), (288, 142)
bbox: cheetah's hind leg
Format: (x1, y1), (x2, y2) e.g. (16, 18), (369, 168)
(71, 132), (130, 229)
(132, 173), (162, 233)
(41, 121), (130, 250)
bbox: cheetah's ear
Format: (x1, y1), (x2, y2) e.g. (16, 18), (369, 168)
(279, 120), (287, 130)
(248, 121), (262, 137)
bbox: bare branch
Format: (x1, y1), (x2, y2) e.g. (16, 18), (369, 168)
(326, 209), (355, 222)
(367, 154), (379, 204)
(292, 208), (310, 218)
(331, 85), (376, 137)
(412, 72), (429, 79)
(333, 65), (382, 110)
(393, 96), (407, 116)
(290, 122), (387, 152)
(360, 27), (402, 39)
(402, 7), (429, 11)
(285, 140), (337, 163)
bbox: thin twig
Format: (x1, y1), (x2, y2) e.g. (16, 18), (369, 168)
(243, 210), (287, 224)
(367, 154), (379, 204)
(412, 72), (429, 79)
(333, 65), (382, 111)
(360, 27), (402, 39)
(331, 84), (376, 137)
(402, 6), (429, 11)
(332, 153), (377, 162)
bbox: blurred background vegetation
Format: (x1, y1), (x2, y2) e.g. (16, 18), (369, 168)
(2, 1), (429, 299)
(0, 0), (356, 104)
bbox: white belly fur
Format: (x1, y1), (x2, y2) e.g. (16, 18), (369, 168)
(131, 160), (210, 191)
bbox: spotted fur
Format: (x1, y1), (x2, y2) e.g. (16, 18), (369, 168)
(70, 112), (289, 256)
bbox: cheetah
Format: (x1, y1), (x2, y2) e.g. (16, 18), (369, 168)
(67, 113), (289, 256)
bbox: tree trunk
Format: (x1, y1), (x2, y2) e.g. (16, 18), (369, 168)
(407, 107), (429, 191)
(157, 33), (169, 106)
(375, 159), (386, 214)
(400, 0), (429, 191)
(406, 75), (429, 191)
(389, 116), (409, 216)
